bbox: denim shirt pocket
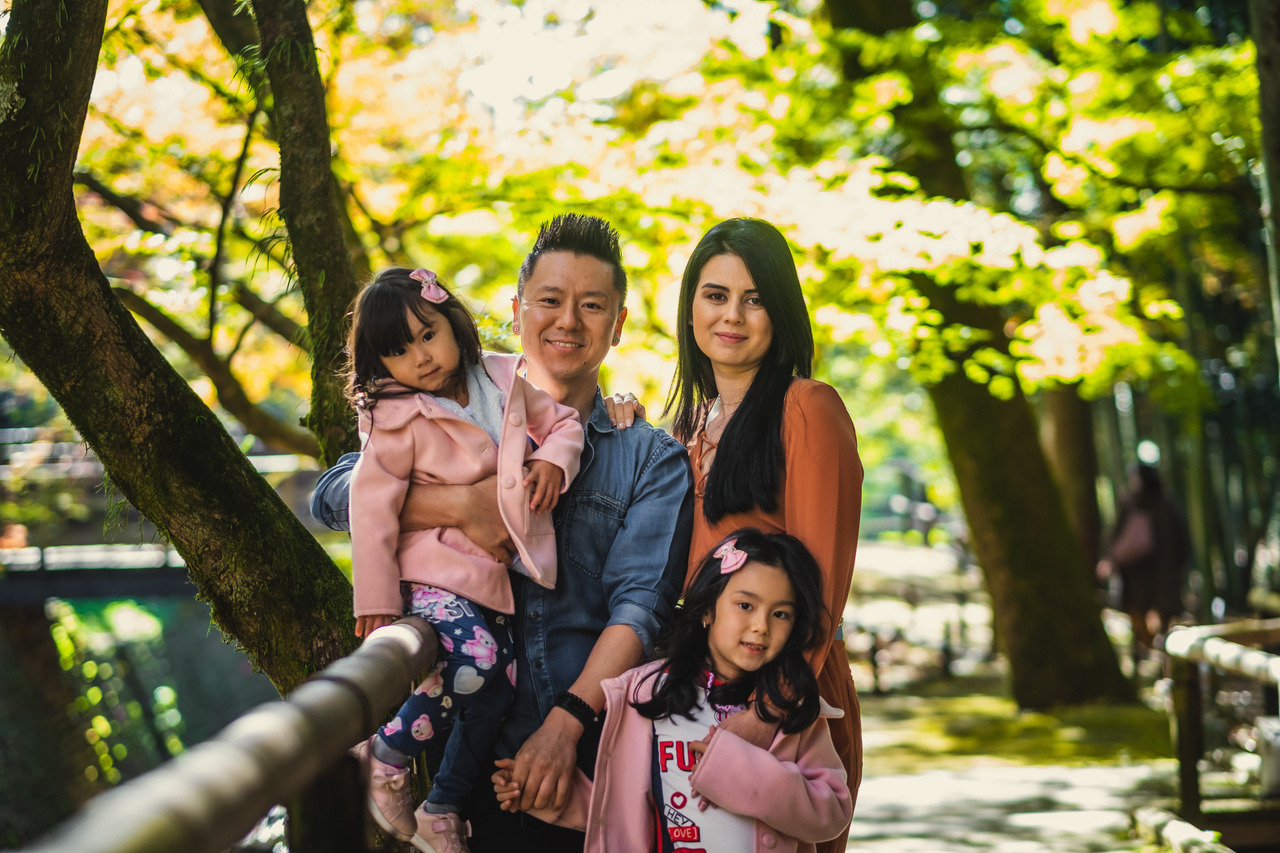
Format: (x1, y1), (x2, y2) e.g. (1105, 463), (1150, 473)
(561, 489), (627, 579)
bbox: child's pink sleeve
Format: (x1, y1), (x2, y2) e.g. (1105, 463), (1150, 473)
(349, 422), (415, 617)
(520, 380), (584, 492)
(687, 719), (852, 843)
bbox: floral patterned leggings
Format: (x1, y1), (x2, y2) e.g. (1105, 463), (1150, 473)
(377, 583), (515, 809)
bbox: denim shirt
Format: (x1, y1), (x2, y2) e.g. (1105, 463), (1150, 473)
(310, 391), (693, 765)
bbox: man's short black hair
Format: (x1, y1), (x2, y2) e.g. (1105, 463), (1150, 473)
(517, 213), (627, 304)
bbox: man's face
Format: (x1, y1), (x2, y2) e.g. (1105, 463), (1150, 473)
(514, 251), (627, 391)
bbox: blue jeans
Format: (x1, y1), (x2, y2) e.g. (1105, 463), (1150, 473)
(377, 585), (515, 810)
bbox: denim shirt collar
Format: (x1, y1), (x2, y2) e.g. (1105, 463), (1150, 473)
(584, 390), (617, 438)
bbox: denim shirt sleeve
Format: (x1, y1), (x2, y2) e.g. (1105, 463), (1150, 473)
(310, 452), (359, 532)
(600, 436), (693, 655)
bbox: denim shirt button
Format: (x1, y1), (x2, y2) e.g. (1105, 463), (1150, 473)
(534, 660), (544, 670)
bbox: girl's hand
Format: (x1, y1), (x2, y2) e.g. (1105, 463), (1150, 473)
(688, 724), (716, 757)
(355, 613), (398, 639)
(492, 759), (523, 812)
(524, 460), (564, 514)
(604, 392), (646, 429)
(688, 726), (718, 812)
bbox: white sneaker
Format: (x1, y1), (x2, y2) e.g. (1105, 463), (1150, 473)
(411, 806), (471, 853)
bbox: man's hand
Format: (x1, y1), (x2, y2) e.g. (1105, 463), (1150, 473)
(507, 707), (583, 812)
(401, 475), (514, 564)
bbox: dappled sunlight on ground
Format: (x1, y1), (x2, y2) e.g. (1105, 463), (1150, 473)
(846, 542), (1180, 851)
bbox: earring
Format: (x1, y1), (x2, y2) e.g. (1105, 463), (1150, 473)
(513, 323), (520, 333)
(612, 336), (620, 345)
(701, 616), (711, 628)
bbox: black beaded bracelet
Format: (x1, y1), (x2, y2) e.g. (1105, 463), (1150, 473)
(554, 690), (599, 728)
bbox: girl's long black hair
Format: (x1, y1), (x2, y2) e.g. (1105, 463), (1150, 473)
(662, 218), (814, 524)
(345, 267), (482, 410)
(632, 528), (828, 735)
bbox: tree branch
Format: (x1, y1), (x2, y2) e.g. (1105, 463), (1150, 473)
(248, 0), (361, 466)
(73, 170), (179, 234)
(231, 280), (310, 352)
(981, 119), (1255, 200)
(209, 108), (262, 336)
(115, 286), (321, 458)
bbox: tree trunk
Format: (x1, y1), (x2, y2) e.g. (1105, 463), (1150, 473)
(1040, 385), (1104, 569)
(822, 0), (1130, 706)
(248, 0), (362, 467)
(928, 373), (1133, 707)
(0, 0), (356, 694)
(1250, 0), (1280, 384)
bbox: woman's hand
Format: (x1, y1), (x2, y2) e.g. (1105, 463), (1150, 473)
(355, 613), (398, 639)
(717, 707), (778, 750)
(603, 392), (646, 429)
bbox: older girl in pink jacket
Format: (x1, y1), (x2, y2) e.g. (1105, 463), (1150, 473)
(346, 267), (583, 853)
(494, 529), (852, 853)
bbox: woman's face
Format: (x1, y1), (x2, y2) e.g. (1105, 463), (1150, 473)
(690, 253), (773, 380)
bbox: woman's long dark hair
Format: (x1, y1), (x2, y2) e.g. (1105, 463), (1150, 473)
(662, 218), (814, 523)
(345, 267), (482, 410)
(632, 529), (827, 735)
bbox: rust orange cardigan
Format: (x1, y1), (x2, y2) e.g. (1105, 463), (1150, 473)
(684, 378), (864, 820)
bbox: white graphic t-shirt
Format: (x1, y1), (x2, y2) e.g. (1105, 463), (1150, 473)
(651, 685), (751, 852)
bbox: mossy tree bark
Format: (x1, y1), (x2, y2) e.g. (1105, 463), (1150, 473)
(0, 0), (356, 694)
(248, 0), (362, 467)
(823, 0), (1130, 707)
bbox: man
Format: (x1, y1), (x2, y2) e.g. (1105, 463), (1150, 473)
(311, 213), (693, 852)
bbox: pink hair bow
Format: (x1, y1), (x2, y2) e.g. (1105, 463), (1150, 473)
(410, 268), (448, 304)
(713, 538), (747, 574)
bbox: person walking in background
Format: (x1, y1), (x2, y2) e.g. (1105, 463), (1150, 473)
(1098, 463), (1191, 652)
(663, 216), (864, 852)
(344, 267), (584, 852)
(493, 529), (853, 853)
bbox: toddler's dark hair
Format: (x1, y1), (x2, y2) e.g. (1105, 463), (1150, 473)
(346, 267), (481, 408)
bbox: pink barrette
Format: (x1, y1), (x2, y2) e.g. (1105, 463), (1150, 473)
(713, 538), (747, 574)
(410, 268), (448, 304)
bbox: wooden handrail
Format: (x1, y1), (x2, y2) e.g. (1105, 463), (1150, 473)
(20, 617), (438, 853)
(1163, 618), (1280, 685)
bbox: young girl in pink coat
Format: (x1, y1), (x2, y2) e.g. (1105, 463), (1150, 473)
(346, 267), (583, 853)
(494, 529), (852, 853)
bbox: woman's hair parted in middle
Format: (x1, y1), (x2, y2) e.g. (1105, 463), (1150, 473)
(632, 528), (828, 735)
(663, 217), (815, 524)
(345, 267), (482, 408)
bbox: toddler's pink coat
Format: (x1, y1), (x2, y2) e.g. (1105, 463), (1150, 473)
(349, 352), (582, 617)
(526, 662), (853, 853)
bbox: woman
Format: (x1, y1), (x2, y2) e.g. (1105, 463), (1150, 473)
(664, 216), (864, 849)
(1098, 463), (1190, 650)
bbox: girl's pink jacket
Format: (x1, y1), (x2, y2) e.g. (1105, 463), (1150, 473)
(349, 352), (582, 617)
(527, 662), (853, 853)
